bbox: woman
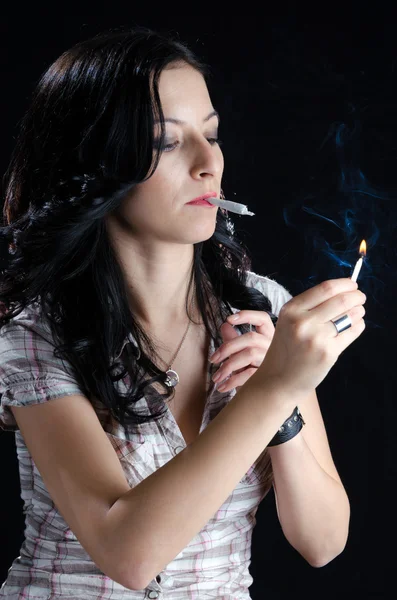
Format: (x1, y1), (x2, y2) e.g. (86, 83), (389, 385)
(0, 26), (365, 599)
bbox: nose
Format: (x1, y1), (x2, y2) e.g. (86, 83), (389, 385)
(190, 138), (223, 181)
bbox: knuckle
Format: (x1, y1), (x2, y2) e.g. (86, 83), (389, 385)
(307, 334), (331, 360)
(321, 279), (337, 296)
(278, 303), (288, 319)
(290, 317), (309, 340)
(337, 293), (350, 311)
(307, 334), (322, 352)
(278, 302), (294, 319)
(354, 320), (366, 337)
(315, 343), (332, 363)
(351, 305), (365, 319)
(280, 308), (297, 330)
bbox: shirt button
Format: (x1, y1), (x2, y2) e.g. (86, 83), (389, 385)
(174, 445), (184, 454)
(147, 591), (159, 599)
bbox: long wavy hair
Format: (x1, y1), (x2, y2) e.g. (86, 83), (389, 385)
(0, 26), (274, 460)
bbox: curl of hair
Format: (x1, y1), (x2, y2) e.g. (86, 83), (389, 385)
(0, 27), (275, 487)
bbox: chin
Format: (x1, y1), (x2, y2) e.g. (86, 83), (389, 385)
(186, 224), (217, 244)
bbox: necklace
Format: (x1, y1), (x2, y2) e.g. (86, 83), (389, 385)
(161, 294), (195, 388)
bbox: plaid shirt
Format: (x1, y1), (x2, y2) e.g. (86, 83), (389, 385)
(0, 272), (292, 599)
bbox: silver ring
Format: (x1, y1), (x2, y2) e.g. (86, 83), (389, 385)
(331, 314), (352, 335)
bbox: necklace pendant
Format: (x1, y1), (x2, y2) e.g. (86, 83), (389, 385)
(164, 369), (179, 388)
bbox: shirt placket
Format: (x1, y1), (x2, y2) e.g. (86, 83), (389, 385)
(160, 335), (217, 455)
(144, 573), (163, 598)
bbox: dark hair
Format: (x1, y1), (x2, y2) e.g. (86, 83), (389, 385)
(0, 26), (274, 440)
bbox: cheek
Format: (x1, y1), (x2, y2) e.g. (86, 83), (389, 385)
(149, 164), (179, 189)
(143, 161), (184, 201)
(119, 175), (178, 226)
(130, 167), (177, 203)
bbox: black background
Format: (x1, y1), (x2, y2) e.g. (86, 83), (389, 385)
(1, 4), (396, 598)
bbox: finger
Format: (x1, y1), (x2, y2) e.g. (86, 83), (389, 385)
(312, 289), (366, 323)
(226, 310), (275, 337)
(329, 304), (366, 338)
(290, 278), (358, 312)
(209, 331), (271, 365)
(213, 322), (241, 364)
(216, 367), (258, 393)
(213, 322), (240, 364)
(330, 313), (366, 350)
(220, 321), (240, 344)
(212, 347), (265, 382)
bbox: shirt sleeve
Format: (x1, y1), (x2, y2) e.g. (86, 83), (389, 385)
(0, 315), (85, 432)
(245, 270), (293, 316)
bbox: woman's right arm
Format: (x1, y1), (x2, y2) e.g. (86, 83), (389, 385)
(11, 376), (297, 590)
(11, 277), (365, 591)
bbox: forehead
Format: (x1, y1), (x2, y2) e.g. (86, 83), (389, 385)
(158, 64), (213, 121)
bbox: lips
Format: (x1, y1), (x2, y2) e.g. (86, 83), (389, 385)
(187, 192), (217, 205)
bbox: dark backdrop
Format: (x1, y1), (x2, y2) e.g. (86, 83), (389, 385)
(1, 5), (396, 598)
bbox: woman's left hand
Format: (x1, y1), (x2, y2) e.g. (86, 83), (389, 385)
(209, 310), (275, 392)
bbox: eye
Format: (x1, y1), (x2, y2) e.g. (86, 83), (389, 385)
(163, 140), (180, 152)
(207, 138), (222, 146)
(153, 137), (223, 153)
(153, 138), (179, 152)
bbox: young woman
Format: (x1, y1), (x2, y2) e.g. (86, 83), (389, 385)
(0, 26), (365, 599)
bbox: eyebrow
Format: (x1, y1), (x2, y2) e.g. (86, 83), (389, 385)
(155, 110), (220, 125)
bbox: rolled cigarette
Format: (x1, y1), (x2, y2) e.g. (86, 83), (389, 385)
(206, 197), (255, 216)
(351, 257), (363, 282)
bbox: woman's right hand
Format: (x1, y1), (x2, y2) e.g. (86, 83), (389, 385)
(255, 278), (366, 396)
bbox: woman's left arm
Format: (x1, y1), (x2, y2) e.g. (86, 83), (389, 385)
(210, 310), (350, 568)
(268, 389), (350, 567)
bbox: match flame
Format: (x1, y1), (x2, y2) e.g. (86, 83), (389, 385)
(359, 239), (366, 257)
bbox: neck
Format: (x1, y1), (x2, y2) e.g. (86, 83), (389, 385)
(114, 243), (198, 330)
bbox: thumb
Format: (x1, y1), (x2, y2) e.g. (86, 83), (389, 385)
(220, 321), (240, 343)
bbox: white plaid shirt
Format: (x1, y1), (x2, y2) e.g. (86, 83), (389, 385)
(0, 272), (292, 599)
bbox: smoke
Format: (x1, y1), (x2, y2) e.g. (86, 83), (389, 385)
(283, 118), (397, 329)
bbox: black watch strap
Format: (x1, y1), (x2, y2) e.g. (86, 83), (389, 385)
(268, 406), (305, 447)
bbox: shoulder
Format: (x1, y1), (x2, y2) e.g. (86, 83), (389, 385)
(0, 302), (56, 360)
(0, 302), (79, 382)
(0, 303), (84, 432)
(245, 270), (293, 316)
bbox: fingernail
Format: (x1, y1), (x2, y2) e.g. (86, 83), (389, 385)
(209, 352), (220, 363)
(228, 315), (239, 322)
(217, 383), (227, 392)
(212, 371), (222, 382)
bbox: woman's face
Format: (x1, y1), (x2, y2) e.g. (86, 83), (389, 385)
(110, 63), (224, 246)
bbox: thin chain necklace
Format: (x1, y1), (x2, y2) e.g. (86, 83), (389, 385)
(160, 293), (195, 388)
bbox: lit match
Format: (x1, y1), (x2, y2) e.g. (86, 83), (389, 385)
(206, 197), (255, 216)
(351, 239), (366, 282)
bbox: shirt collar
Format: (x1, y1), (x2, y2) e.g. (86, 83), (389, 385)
(113, 331), (140, 362)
